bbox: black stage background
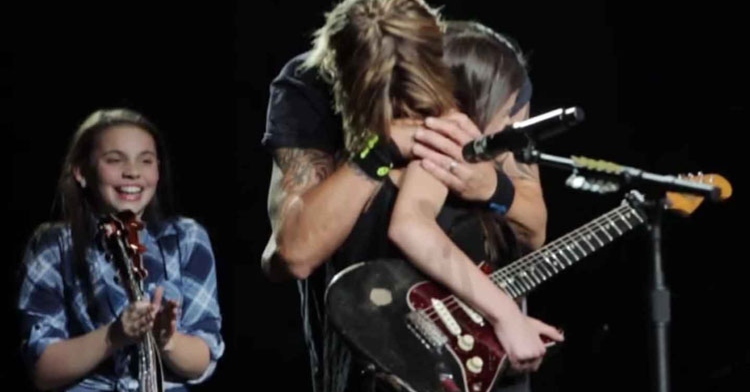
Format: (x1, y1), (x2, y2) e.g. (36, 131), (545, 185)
(6, 1), (747, 391)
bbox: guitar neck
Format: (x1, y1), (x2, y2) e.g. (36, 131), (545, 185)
(489, 197), (647, 299)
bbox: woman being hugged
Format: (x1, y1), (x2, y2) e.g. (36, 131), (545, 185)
(17, 108), (224, 391)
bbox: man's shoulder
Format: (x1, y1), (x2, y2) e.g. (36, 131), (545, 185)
(264, 51), (342, 153)
(272, 51), (328, 91)
(278, 51), (310, 76)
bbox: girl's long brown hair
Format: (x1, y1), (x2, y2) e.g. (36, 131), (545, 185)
(444, 21), (532, 265)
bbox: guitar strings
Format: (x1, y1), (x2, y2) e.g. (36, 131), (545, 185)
(418, 205), (642, 322)
(488, 204), (641, 294)
(409, 180), (717, 340)
(421, 205), (635, 318)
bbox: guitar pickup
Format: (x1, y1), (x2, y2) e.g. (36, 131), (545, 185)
(454, 298), (485, 326)
(431, 298), (462, 336)
(406, 310), (448, 350)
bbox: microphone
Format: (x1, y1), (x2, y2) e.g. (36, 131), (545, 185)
(462, 106), (585, 162)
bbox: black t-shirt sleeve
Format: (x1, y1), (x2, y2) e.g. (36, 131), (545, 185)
(262, 52), (343, 154)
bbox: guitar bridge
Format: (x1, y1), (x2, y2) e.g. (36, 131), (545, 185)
(406, 310), (448, 351)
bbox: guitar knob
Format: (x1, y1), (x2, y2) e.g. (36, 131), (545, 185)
(458, 334), (475, 351)
(466, 356), (483, 374)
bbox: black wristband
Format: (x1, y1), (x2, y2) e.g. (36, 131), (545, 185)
(385, 138), (408, 168)
(350, 134), (394, 180)
(487, 170), (515, 215)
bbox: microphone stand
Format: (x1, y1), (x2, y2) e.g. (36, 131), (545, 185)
(515, 145), (720, 392)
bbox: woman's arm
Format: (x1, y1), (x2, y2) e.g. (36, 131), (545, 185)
(161, 222), (225, 383)
(31, 323), (121, 390)
(388, 161), (561, 371)
(25, 292), (155, 390)
(388, 161), (525, 325)
(17, 227), (136, 391)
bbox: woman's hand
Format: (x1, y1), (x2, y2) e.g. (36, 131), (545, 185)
(492, 313), (564, 373)
(112, 300), (155, 347)
(150, 286), (180, 351)
(413, 112), (499, 202)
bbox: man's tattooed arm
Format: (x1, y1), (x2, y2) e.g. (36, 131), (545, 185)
(268, 148), (334, 231)
(262, 147), (382, 280)
(494, 152), (539, 182)
(493, 151), (547, 250)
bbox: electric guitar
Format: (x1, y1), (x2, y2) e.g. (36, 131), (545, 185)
(325, 174), (731, 392)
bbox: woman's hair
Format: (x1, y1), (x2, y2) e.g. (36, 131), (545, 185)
(305, 0), (456, 153)
(444, 21), (532, 264)
(55, 108), (176, 296)
(443, 20), (529, 130)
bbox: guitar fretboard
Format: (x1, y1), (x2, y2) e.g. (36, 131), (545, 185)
(489, 197), (647, 298)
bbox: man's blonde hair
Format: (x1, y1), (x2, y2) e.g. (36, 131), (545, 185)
(305, 0), (455, 153)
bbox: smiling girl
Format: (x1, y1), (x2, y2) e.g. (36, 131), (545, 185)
(17, 108), (224, 391)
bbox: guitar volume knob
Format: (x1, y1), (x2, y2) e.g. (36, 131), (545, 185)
(458, 334), (475, 351)
(466, 356), (483, 374)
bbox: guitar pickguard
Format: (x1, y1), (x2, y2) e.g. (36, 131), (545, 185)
(407, 281), (506, 392)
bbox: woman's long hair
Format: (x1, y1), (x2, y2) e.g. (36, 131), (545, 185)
(444, 21), (531, 265)
(444, 21), (529, 132)
(306, 0), (456, 154)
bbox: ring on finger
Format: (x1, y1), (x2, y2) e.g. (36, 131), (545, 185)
(448, 160), (458, 173)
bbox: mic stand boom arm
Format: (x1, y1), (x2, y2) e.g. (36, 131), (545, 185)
(516, 147), (720, 201)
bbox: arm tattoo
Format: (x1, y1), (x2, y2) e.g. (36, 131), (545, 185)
(495, 153), (538, 181)
(513, 161), (538, 180)
(275, 148), (335, 193)
(268, 148), (334, 230)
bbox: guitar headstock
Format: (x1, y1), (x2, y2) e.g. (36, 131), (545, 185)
(99, 210), (149, 283)
(666, 172), (733, 216)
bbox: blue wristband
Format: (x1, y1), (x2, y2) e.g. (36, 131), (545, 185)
(488, 171), (515, 215)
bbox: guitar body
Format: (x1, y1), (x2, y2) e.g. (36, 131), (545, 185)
(326, 258), (521, 392)
(325, 179), (733, 392)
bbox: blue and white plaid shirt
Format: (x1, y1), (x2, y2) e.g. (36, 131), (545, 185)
(17, 216), (225, 391)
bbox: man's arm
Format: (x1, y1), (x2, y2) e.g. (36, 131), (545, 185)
(493, 151), (546, 249)
(495, 103), (547, 250)
(262, 147), (380, 280)
(260, 116), (524, 281)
